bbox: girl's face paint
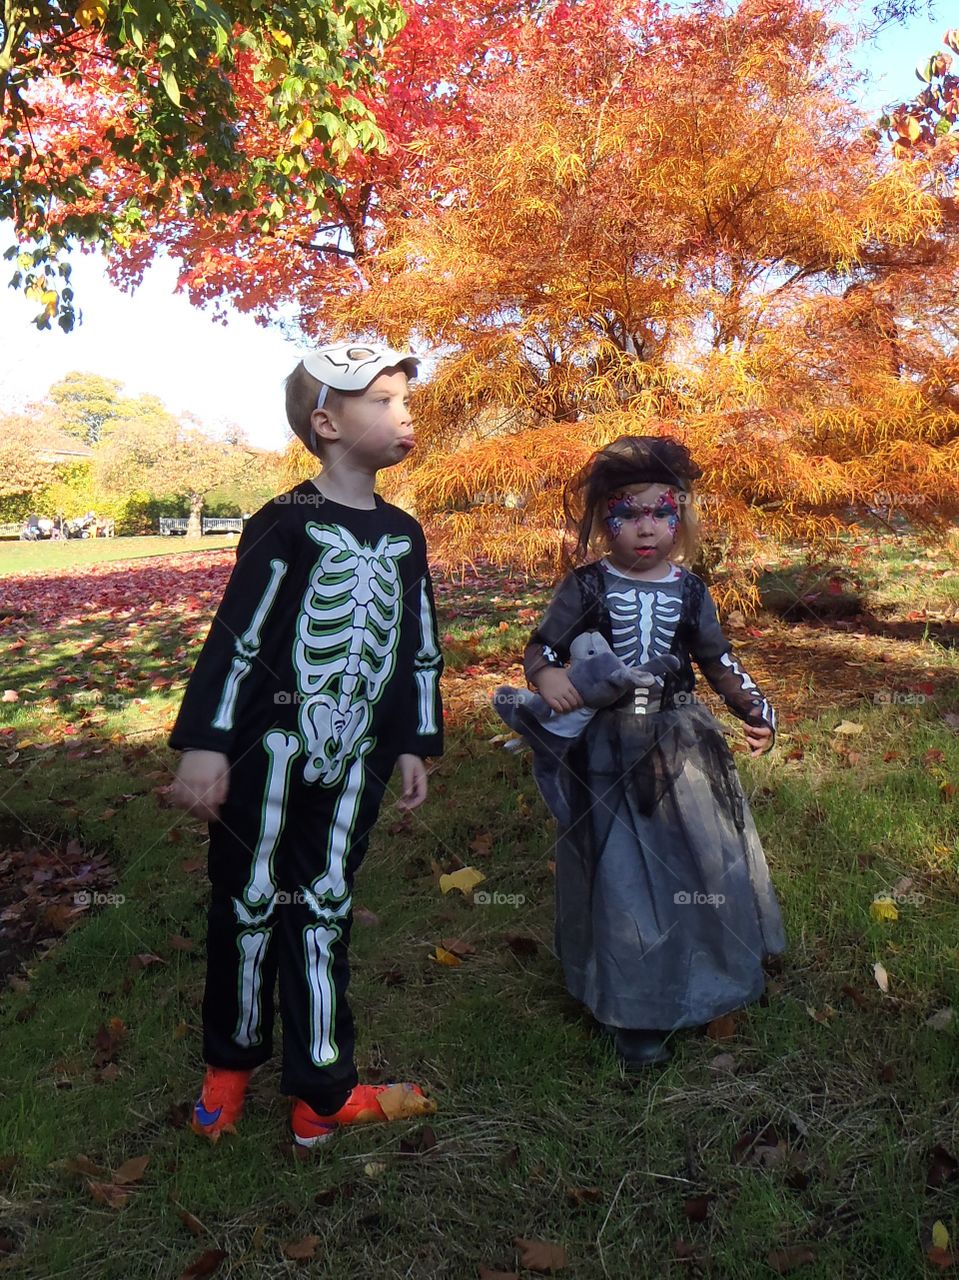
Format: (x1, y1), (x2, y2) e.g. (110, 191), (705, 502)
(601, 485), (683, 574)
(603, 488), (680, 541)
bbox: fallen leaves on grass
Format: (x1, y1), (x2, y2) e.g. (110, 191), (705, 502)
(512, 1238), (568, 1273)
(682, 1194), (714, 1222)
(503, 934), (538, 957)
(706, 1013), (738, 1040)
(399, 1125), (438, 1155)
(767, 1245), (817, 1273)
(565, 1186), (602, 1208)
(0, 836), (118, 989)
(282, 1235), (320, 1262)
(178, 1248), (227, 1278)
(870, 896), (899, 923)
(62, 1150), (149, 1210)
(92, 1017), (126, 1068)
(376, 1083), (438, 1122)
(927, 1145), (959, 1190)
(926, 1221), (958, 1271)
(439, 866), (486, 896)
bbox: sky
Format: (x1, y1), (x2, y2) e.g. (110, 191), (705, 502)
(0, 2), (949, 454)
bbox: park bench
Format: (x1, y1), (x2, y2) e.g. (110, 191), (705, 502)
(159, 517), (245, 536)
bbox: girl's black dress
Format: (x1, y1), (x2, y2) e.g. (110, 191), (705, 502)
(524, 558), (786, 1030)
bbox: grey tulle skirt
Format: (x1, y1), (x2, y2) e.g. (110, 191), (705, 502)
(554, 699), (786, 1030)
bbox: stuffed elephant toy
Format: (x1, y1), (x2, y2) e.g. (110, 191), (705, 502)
(492, 631), (680, 825)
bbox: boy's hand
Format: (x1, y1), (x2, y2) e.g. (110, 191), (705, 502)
(744, 723), (774, 757)
(171, 750), (231, 822)
(395, 754), (428, 811)
(532, 667), (584, 715)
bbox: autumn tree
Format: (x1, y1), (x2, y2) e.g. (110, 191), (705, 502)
(97, 0), (536, 324)
(0, 0), (408, 327)
(94, 414), (268, 535)
(303, 0), (957, 606)
(48, 372), (125, 445)
(21, 1), (959, 607)
(0, 413), (61, 504)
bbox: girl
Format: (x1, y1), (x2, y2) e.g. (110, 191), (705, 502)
(523, 435), (785, 1069)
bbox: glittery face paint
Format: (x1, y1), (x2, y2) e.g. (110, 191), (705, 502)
(603, 488), (681, 543)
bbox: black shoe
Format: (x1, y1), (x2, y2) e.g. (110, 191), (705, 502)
(611, 1027), (673, 1068)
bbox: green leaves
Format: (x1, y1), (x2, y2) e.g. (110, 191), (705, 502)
(1, 0), (408, 328)
(161, 67), (181, 106)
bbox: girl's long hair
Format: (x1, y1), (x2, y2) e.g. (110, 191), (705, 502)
(561, 435), (703, 572)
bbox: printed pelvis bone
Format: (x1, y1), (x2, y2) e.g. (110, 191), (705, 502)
(295, 525), (411, 785)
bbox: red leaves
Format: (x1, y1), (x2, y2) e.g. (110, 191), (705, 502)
(0, 550), (233, 631)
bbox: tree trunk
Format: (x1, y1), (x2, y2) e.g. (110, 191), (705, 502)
(186, 494), (203, 539)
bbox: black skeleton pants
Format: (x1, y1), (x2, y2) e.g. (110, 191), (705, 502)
(200, 730), (394, 1114)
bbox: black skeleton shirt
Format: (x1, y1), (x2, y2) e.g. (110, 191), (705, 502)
(169, 481), (444, 777)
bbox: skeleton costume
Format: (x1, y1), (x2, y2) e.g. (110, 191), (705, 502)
(524, 557), (785, 1031)
(169, 482), (443, 1113)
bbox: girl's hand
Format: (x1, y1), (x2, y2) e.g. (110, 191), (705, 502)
(533, 667), (585, 714)
(744, 723), (774, 757)
(171, 750), (231, 822)
(395, 753), (428, 810)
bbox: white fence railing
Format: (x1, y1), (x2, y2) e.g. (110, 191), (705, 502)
(159, 517), (245, 536)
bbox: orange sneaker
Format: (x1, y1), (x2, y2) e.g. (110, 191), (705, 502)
(291, 1082), (433, 1148)
(191, 1065), (254, 1142)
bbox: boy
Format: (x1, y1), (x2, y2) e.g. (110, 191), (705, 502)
(169, 342), (444, 1147)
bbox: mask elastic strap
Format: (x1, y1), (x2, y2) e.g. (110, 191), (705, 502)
(315, 384), (330, 412)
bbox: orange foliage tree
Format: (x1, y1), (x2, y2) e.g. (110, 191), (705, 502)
(27, 1), (959, 607)
(311, 0), (959, 607)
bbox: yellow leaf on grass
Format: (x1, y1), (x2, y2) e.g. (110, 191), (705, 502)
(376, 1083), (438, 1121)
(433, 946), (462, 966)
(439, 866), (486, 896)
(833, 720), (864, 735)
(870, 896), (899, 923)
(933, 1221), (951, 1251)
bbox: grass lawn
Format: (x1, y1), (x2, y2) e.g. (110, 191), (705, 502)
(0, 535), (240, 576)
(0, 536), (957, 1278)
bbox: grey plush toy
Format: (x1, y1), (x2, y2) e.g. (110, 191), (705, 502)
(492, 631), (680, 825)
